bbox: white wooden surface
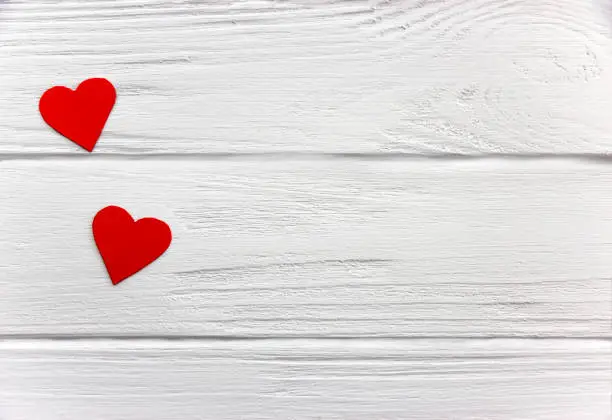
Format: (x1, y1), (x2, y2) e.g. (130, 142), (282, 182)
(1, 339), (610, 420)
(1, 160), (611, 338)
(0, 160), (611, 418)
(2, 0), (612, 154)
(1, 0), (612, 419)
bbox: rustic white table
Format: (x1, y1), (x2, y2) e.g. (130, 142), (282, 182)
(0, 1), (610, 419)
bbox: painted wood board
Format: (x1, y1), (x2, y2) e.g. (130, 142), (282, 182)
(0, 159), (610, 337)
(2, 0), (612, 154)
(0, 338), (609, 420)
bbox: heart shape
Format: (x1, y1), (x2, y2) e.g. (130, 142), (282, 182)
(93, 206), (172, 285)
(39, 78), (116, 152)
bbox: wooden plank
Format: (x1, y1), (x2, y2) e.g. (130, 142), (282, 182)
(0, 159), (610, 337)
(0, 338), (609, 420)
(1, 0), (612, 154)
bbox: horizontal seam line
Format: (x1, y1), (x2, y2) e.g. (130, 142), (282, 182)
(0, 335), (610, 341)
(4, 152), (612, 162)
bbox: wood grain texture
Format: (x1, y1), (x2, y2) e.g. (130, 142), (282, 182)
(0, 159), (610, 337)
(0, 339), (609, 420)
(3, 1), (612, 417)
(2, 0), (612, 154)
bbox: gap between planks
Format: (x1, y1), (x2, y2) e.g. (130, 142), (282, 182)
(0, 335), (611, 342)
(5, 152), (612, 162)
(0, 337), (609, 350)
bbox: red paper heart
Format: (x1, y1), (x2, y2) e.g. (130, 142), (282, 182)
(39, 78), (116, 152)
(93, 206), (172, 285)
